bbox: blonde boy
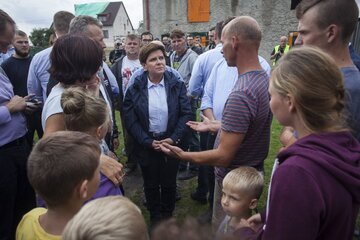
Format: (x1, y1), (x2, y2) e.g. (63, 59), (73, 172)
(217, 167), (263, 236)
(16, 131), (101, 240)
(62, 196), (149, 240)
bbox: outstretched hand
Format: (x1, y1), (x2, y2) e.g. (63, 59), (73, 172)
(187, 114), (220, 133)
(160, 142), (185, 159)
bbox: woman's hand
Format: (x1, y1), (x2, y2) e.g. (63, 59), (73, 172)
(160, 142), (185, 159)
(152, 140), (162, 151)
(161, 138), (174, 145)
(100, 154), (124, 185)
(246, 213), (263, 231)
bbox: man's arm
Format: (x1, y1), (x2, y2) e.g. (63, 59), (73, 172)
(188, 56), (203, 97)
(161, 129), (244, 167)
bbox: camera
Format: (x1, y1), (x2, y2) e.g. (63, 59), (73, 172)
(116, 42), (121, 46)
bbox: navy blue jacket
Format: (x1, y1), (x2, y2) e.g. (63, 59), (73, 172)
(123, 70), (191, 151)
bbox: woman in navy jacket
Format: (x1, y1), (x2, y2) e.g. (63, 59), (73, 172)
(123, 43), (191, 227)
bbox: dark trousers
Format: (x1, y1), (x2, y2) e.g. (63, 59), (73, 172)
(195, 132), (216, 206)
(25, 110), (43, 148)
(179, 98), (200, 171)
(0, 139), (36, 240)
(140, 151), (179, 226)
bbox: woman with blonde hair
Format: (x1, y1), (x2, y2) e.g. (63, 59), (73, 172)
(238, 46), (360, 240)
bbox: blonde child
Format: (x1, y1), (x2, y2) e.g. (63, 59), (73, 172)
(60, 87), (123, 199)
(62, 196), (148, 240)
(16, 131), (101, 239)
(217, 167), (263, 237)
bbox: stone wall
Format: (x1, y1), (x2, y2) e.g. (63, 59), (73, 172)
(143, 0), (298, 61)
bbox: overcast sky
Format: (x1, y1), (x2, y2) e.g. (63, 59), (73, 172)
(1, 0), (143, 36)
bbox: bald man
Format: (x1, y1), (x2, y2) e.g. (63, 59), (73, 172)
(270, 36), (289, 66)
(160, 16), (272, 228)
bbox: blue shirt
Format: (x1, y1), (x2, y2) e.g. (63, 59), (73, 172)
(148, 78), (168, 133)
(126, 66), (183, 96)
(0, 73), (27, 146)
(341, 66), (360, 141)
(27, 47), (52, 102)
(188, 44), (223, 98)
(200, 58), (238, 120)
(200, 56), (271, 121)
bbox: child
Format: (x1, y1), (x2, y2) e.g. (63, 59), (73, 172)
(62, 196), (149, 240)
(16, 131), (101, 239)
(217, 167), (263, 237)
(60, 87), (123, 199)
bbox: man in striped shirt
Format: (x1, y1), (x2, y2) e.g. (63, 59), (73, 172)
(161, 16), (272, 228)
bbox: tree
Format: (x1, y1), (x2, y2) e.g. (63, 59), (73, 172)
(29, 28), (53, 48)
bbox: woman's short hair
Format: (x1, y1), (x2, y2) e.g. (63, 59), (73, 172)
(139, 42), (166, 65)
(49, 34), (103, 85)
(271, 46), (347, 133)
(62, 196), (148, 240)
(61, 87), (109, 134)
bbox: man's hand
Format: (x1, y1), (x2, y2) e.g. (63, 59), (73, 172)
(100, 154), (124, 185)
(6, 96), (26, 113)
(160, 142), (185, 159)
(152, 140), (162, 151)
(187, 114), (220, 133)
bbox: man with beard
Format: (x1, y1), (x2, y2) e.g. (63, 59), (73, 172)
(1, 30), (43, 148)
(111, 34), (141, 173)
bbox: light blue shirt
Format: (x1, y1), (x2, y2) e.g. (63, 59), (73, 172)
(200, 58), (238, 120)
(188, 44), (223, 98)
(27, 47), (52, 102)
(0, 73), (27, 146)
(148, 78), (168, 133)
(125, 66), (183, 96)
(200, 56), (271, 120)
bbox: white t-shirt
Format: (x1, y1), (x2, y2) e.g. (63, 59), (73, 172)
(42, 83), (113, 129)
(121, 56), (141, 95)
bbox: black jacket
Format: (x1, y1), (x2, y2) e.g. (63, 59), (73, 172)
(110, 55), (126, 112)
(123, 70), (191, 152)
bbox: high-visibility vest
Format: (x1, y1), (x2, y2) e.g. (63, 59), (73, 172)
(272, 44), (290, 66)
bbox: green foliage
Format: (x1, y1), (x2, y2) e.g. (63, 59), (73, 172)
(29, 28), (53, 48)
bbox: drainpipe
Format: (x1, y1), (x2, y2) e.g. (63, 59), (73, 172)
(145, 0), (150, 31)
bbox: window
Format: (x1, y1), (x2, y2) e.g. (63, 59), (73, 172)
(103, 30), (109, 39)
(188, 0), (210, 22)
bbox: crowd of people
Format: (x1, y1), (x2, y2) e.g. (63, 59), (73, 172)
(0, 0), (360, 239)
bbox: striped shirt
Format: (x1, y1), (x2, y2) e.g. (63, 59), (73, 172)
(214, 70), (272, 180)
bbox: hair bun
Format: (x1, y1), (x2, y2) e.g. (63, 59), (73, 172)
(61, 87), (86, 114)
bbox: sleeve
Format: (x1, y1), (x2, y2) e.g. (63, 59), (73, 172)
(221, 90), (256, 133)
(188, 57), (203, 97)
(172, 68), (184, 82)
(169, 82), (192, 145)
(270, 48), (275, 56)
(103, 62), (119, 95)
(262, 163), (323, 240)
(123, 88), (153, 148)
(200, 65), (216, 110)
(27, 57), (42, 99)
(0, 106), (11, 125)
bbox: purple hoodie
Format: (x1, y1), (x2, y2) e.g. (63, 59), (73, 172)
(237, 131), (360, 240)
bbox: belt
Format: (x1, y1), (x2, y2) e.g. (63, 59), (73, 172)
(0, 136), (27, 150)
(149, 132), (167, 139)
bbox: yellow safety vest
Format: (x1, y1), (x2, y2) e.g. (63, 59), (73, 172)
(272, 44), (290, 66)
